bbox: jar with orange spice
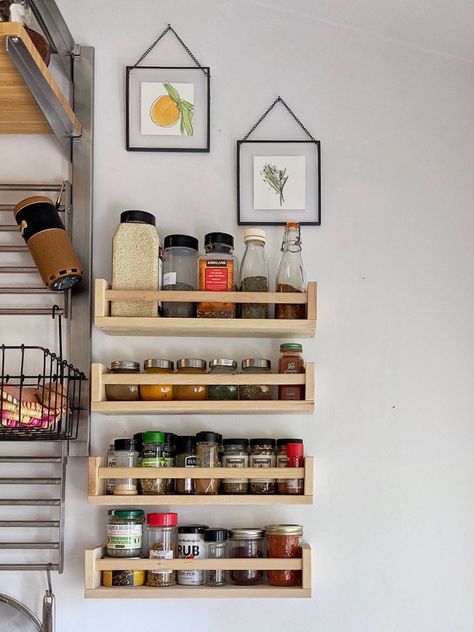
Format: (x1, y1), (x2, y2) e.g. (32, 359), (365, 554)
(175, 359), (207, 400)
(197, 232), (238, 318)
(139, 359), (174, 401)
(265, 524), (303, 586)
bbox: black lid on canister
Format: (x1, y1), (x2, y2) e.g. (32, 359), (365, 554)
(176, 436), (197, 453)
(196, 431), (221, 444)
(204, 232), (234, 248)
(223, 438), (249, 448)
(120, 210), (156, 226)
(178, 525), (209, 534)
(249, 438), (276, 448)
(204, 528), (228, 542)
(163, 433), (177, 447)
(114, 438), (135, 451)
(164, 234), (198, 251)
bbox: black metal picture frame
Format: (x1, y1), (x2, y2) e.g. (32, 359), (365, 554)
(237, 139), (321, 226)
(126, 65), (211, 152)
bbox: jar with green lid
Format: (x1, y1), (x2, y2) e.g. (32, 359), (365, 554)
(207, 359), (238, 400)
(239, 358), (272, 400)
(139, 431), (166, 495)
(249, 438), (276, 494)
(139, 359), (174, 401)
(106, 509), (144, 558)
(278, 343), (305, 400)
(105, 361), (140, 401)
(175, 359), (207, 400)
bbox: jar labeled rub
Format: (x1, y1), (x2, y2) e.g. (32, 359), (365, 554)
(105, 361), (140, 401)
(276, 438), (303, 494)
(175, 359), (207, 400)
(239, 358), (272, 400)
(177, 525), (208, 586)
(196, 431), (221, 495)
(197, 232), (238, 318)
(222, 438), (249, 494)
(139, 359), (174, 401)
(207, 359), (238, 400)
(146, 512), (178, 587)
(139, 431), (166, 495)
(278, 343), (305, 400)
(229, 528), (264, 586)
(265, 524), (303, 587)
(106, 509), (144, 558)
(249, 438), (276, 494)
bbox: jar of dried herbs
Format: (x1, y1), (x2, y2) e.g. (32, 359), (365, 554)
(175, 359), (207, 400)
(196, 431), (221, 495)
(222, 438), (249, 494)
(139, 359), (174, 401)
(249, 438), (276, 494)
(239, 228), (269, 319)
(229, 528), (264, 586)
(105, 361), (140, 401)
(106, 509), (144, 558)
(139, 431), (166, 495)
(239, 358), (272, 400)
(146, 512), (178, 587)
(207, 359), (238, 400)
(276, 438), (304, 494)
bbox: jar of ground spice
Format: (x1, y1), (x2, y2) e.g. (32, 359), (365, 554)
(175, 435), (197, 494)
(249, 438), (276, 494)
(207, 359), (238, 400)
(146, 512), (178, 587)
(222, 438), (249, 494)
(229, 528), (264, 586)
(175, 359), (207, 400)
(276, 438), (303, 494)
(278, 343), (305, 400)
(113, 438), (138, 496)
(197, 232), (238, 318)
(105, 361), (140, 401)
(139, 359), (174, 401)
(196, 431), (221, 495)
(239, 358), (272, 400)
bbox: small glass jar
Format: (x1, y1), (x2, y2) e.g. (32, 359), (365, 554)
(162, 234), (199, 317)
(163, 433), (177, 494)
(113, 438), (138, 495)
(229, 528), (264, 586)
(239, 358), (272, 400)
(146, 512), (178, 587)
(249, 438), (276, 494)
(222, 438), (249, 494)
(139, 431), (166, 495)
(278, 343), (305, 400)
(175, 359), (207, 400)
(106, 509), (144, 558)
(105, 442), (116, 495)
(196, 431), (221, 495)
(204, 528), (228, 586)
(276, 438), (303, 494)
(177, 525), (208, 586)
(133, 432), (145, 465)
(207, 359), (238, 400)
(265, 524), (303, 586)
(139, 359), (174, 401)
(105, 361), (140, 401)
(197, 232), (238, 318)
(286, 442), (304, 495)
(175, 435), (197, 494)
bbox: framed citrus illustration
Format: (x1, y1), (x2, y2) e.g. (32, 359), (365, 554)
(126, 66), (210, 152)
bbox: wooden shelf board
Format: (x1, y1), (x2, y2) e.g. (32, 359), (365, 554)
(88, 494), (312, 506)
(91, 400), (314, 415)
(85, 585), (311, 599)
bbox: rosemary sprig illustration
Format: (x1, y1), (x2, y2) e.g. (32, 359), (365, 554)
(261, 163), (288, 206)
(164, 83), (194, 136)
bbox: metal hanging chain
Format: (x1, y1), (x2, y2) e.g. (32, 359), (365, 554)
(242, 96), (315, 141)
(132, 24), (208, 75)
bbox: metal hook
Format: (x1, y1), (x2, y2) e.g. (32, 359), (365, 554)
(46, 564), (53, 594)
(51, 305), (63, 360)
(55, 182), (65, 211)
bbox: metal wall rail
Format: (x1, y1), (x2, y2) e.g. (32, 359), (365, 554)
(0, 563), (59, 571)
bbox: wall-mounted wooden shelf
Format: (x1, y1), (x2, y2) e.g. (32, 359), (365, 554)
(88, 456), (314, 505)
(94, 279), (317, 338)
(85, 544), (311, 598)
(91, 362), (315, 415)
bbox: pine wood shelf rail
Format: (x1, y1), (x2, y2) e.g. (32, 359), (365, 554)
(88, 456), (314, 505)
(94, 278), (317, 338)
(85, 544), (312, 598)
(0, 23), (81, 135)
(91, 362), (315, 415)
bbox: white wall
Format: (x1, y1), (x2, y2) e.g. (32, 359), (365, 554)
(1, 1), (474, 630)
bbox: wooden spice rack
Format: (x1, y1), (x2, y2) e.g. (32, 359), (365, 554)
(91, 362), (315, 415)
(94, 278), (317, 338)
(84, 544), (311, 598)
(88, 456), (314, 505)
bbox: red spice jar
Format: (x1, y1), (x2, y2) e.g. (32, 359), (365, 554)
(265, 524), (303, 586)
(286, 442), (304, 495)
(278, 343), (305, 400)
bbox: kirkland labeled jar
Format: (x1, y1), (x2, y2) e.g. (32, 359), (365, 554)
(207, 359), (238, 400)
(105, 361), (140, 401)
(146, 512), (178, 587)
(265, 524), (303, 586)
(139, 359), (174, 401)
(229, 528), (264, 586)
(175, 359), (207, 400)
(106, 509), (144, 558)
(197, 232), (238, 318)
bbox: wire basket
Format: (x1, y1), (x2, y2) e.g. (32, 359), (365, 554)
(0, 345), (85, 441)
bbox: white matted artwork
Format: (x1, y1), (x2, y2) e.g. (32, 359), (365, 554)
(253, 155), (306, 210)
(140, 82), (194, 136)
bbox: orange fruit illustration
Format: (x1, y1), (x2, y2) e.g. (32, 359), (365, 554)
(150, 95), (180, 128)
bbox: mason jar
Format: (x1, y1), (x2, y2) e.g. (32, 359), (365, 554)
(228, 528), (264, 586)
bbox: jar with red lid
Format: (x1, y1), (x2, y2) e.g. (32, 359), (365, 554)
(278, 343), (305, 400)
(286, 442), (304, 495)
(265, 524), (303, 586)
(276, 438), (303, 494)
(146, 512), (178, 587)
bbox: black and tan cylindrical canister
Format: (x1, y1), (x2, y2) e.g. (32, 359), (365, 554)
(13, 196), (84, 291)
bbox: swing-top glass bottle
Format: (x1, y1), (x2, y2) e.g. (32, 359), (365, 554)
(275, 222), (306, 319)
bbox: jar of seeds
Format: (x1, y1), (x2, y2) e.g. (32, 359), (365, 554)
(106, 509), (144, 558)
(249, 438), (276, 494)
(222, 438), (249, 494)
(207, 359), (238, 400)
(139, 431), (166, 494)
(146, 512), (178, 587)
(239, 358), (272, 400)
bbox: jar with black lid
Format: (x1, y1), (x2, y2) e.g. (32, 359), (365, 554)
(163, 432), (177, 494)
(208, 359), (238, 400)
(222, 438), (249, 494)
(175, 435), (197, 494)
(249, 438), (276, 494)
(106, 509), (144, 558)
(105, 361), (140, 401)
(204, 528), (228, 586)
(197, 232), (238, 318)
(177, 525), (208, 586)
(162, 234), (199, 317)
(196, 431), (221, 495)
(239, 358), (272, 400)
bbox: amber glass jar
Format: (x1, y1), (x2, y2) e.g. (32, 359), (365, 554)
(175, 359), (207, 400)
(265, 524), (303, 586)
(105, 361), (140, 401)
(139, 359), (174, 401)
(278, 343), (305, 400)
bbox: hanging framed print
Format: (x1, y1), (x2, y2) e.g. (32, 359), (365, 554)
(126, 25), (210, 152)
(237, 97), (321, 225)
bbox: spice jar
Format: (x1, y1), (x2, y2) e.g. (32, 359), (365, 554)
(175, 359), (207, 400)
(265, 524), (303, 586)
(196, 431), (221, 495)
(275, 222), (306, 319)
(207, 359), (238, 400)
(113, 439), (138, 495)
(240, 228), (269, 319)
(133, 432), (145, 465)
(105, 361), (140, 401)
(105, 442), (116, 495)
(286, 442), (304, 495)
(249, 438), (276, 494)
(276, 438), (303, 494)
(222, 438), (249, 494)
(106, 509), (144, 558)
(278, 343), (305, 400)
(139, 359), (174, 401)
(162, 234), (199, 317)
(146, 512), (178, 587)
(139, 431), (166, 495)
(204, 528), (228, 586)
(197, 232), (238, 318)
(229, 528), (264, 586)
(175, 435), (197, 494)
(177, 525), (208, 586)
(239, 358), (272, 400)
(163, 433), (177, 494)
(103, 568), (145, 587)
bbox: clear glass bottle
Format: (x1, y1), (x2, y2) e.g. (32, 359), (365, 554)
(249, 438), (276, 494)
(222, 438), (249, 494)
(139, 431), (166, 495)
(240, 228), (269, 319)
(275, 222), (306, 319)
(105, 361), (140, 401)
(239, 358), (272, 400)
(204, 528), (228, 586)
(175, 359), (207, 400)
(113, 438), (138, 495)
(228, 528), (264, 586)
(146, 512), (178, 587)
(196, 431), (221, 495)
(175, 435), (197, 494)
(278, 343), (305, 400)
(207, 359), (238, 400)
(197, 232), (238, 318)
(139, 359), (174, 401)
(162, 234), (199, 317)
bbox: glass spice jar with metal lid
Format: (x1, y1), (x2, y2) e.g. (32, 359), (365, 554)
(175, 358), (208, 400)
(139, 359), (174, 401)
(249, 438), (276, 494)
(228, 528), (264, 586)
(162, 234), (199, 318)
(139, 431), (166, 495)
(265, 524), (303, 586)
(222, 438), (249, 494)
(175, 435), (197, 494)
(204, 528), (228, 586)
(105, 361), (140, 401)
(239, 358), (272, 400)
(106, 509), (144, 558)
(207, 359), (238, 400)
(196, 431), (221, 495)
(113, 438), (139, 495)
(278, 343), (305, 400)
(146, 512), (178, 587)
(197, 232), (238, 318)
(276, 438), (304, 494)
